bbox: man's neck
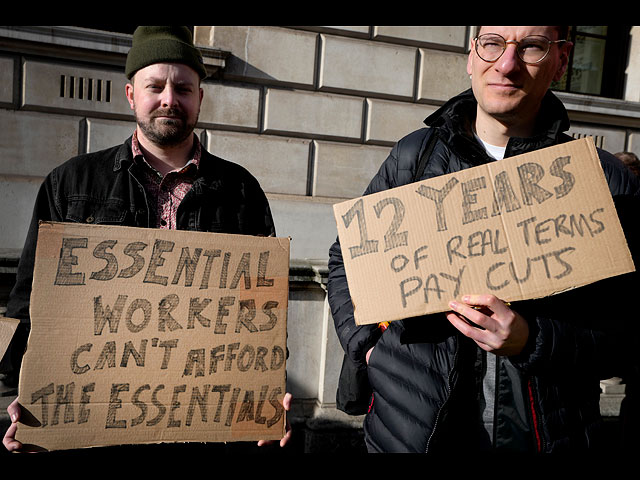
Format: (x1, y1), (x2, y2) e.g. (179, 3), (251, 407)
(135, 128), (194, 176)
(473, 107), (537, 148)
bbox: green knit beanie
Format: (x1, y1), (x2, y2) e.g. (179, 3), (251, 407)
(125, 26), (207, 80)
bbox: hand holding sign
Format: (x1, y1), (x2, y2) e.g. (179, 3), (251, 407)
(447, 294), (529, 356)
(257, 392), (292, 447)
(3, 398), (21, 452)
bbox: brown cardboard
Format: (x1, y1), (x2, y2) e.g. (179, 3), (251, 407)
(16, 222), (289, 451)
(0, 317), (20, 362)
(333, 137), (635, 326)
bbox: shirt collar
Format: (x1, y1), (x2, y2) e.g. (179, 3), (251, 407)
(131, 130), (202, 173)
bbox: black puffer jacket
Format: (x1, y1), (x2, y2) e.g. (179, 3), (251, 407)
(328, 89), (640, 453)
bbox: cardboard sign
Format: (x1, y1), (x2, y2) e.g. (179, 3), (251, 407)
(16, 222), (289, 451)
(333, 137), (635, 326)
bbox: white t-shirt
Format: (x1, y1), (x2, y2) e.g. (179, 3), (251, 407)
(474, 133), (506, 160)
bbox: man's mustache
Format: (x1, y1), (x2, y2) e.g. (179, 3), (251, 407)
(150, 108), (185, 120)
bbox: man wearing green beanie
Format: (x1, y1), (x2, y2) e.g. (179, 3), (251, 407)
(125, 26), (208, 80)
(3, 26), (292, 452)
(123, 26), (207, 176)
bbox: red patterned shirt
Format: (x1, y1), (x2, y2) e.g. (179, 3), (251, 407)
(131, 131), (202, 229)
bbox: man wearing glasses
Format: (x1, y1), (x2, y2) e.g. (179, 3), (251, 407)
(328, 26), (640, 452)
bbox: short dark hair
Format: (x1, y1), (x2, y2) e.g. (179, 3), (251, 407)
(615, 151), (640, 178)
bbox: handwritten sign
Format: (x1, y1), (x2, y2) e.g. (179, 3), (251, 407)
(16, 222), (289, 451)
(333, 137), (635, 325)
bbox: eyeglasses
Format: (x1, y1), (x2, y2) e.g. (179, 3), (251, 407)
(474, 33), (567, 65)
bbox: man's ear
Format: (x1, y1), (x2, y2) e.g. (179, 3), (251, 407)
(467, 37), (475, 76)
(553, 41), (573, 82)
(125, 82), (135, 110)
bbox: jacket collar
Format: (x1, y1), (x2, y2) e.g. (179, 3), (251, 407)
(112, 135), (225, 195)
(424, 88), (571, 154)
(113, 136), (134, 172)
(114, 134), (203, 174)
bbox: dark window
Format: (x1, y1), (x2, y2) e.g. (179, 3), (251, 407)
(552, 26), (631, 99)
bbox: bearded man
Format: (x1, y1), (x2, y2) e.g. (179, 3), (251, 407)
(2, 26), (291, 451)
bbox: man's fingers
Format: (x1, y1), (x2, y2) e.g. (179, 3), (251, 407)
(279, 427), (293, 447)
(7, 398), (21, 423)
(2, 422), (21, 452)
(449, 295), (529, 356)
(449, 300), (493, 330)
(446, 312), (494, 350)
(460, 294), (510, 314)
(282, 392), (292, 411)
(257, 392), (292, 447)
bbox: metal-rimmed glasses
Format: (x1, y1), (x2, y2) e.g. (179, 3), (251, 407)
(474, 33), (567, 65)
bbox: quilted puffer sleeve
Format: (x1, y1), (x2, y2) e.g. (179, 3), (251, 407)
(327, 129), (429, 367)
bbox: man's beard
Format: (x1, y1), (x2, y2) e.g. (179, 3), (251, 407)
(135, 107), (198, 147)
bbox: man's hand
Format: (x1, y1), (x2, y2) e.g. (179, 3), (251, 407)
(366, 347), (374, 364)
(3, 398), (22, 452)
(257, 392), (292, 448)
(446, 294), (529, 356)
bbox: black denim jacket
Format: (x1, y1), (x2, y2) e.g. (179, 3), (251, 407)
(1, 136), (276, 377)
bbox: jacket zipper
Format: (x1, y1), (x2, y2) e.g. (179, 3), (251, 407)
(527, 378), (544, 452)
(425, 337), (459, 453)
